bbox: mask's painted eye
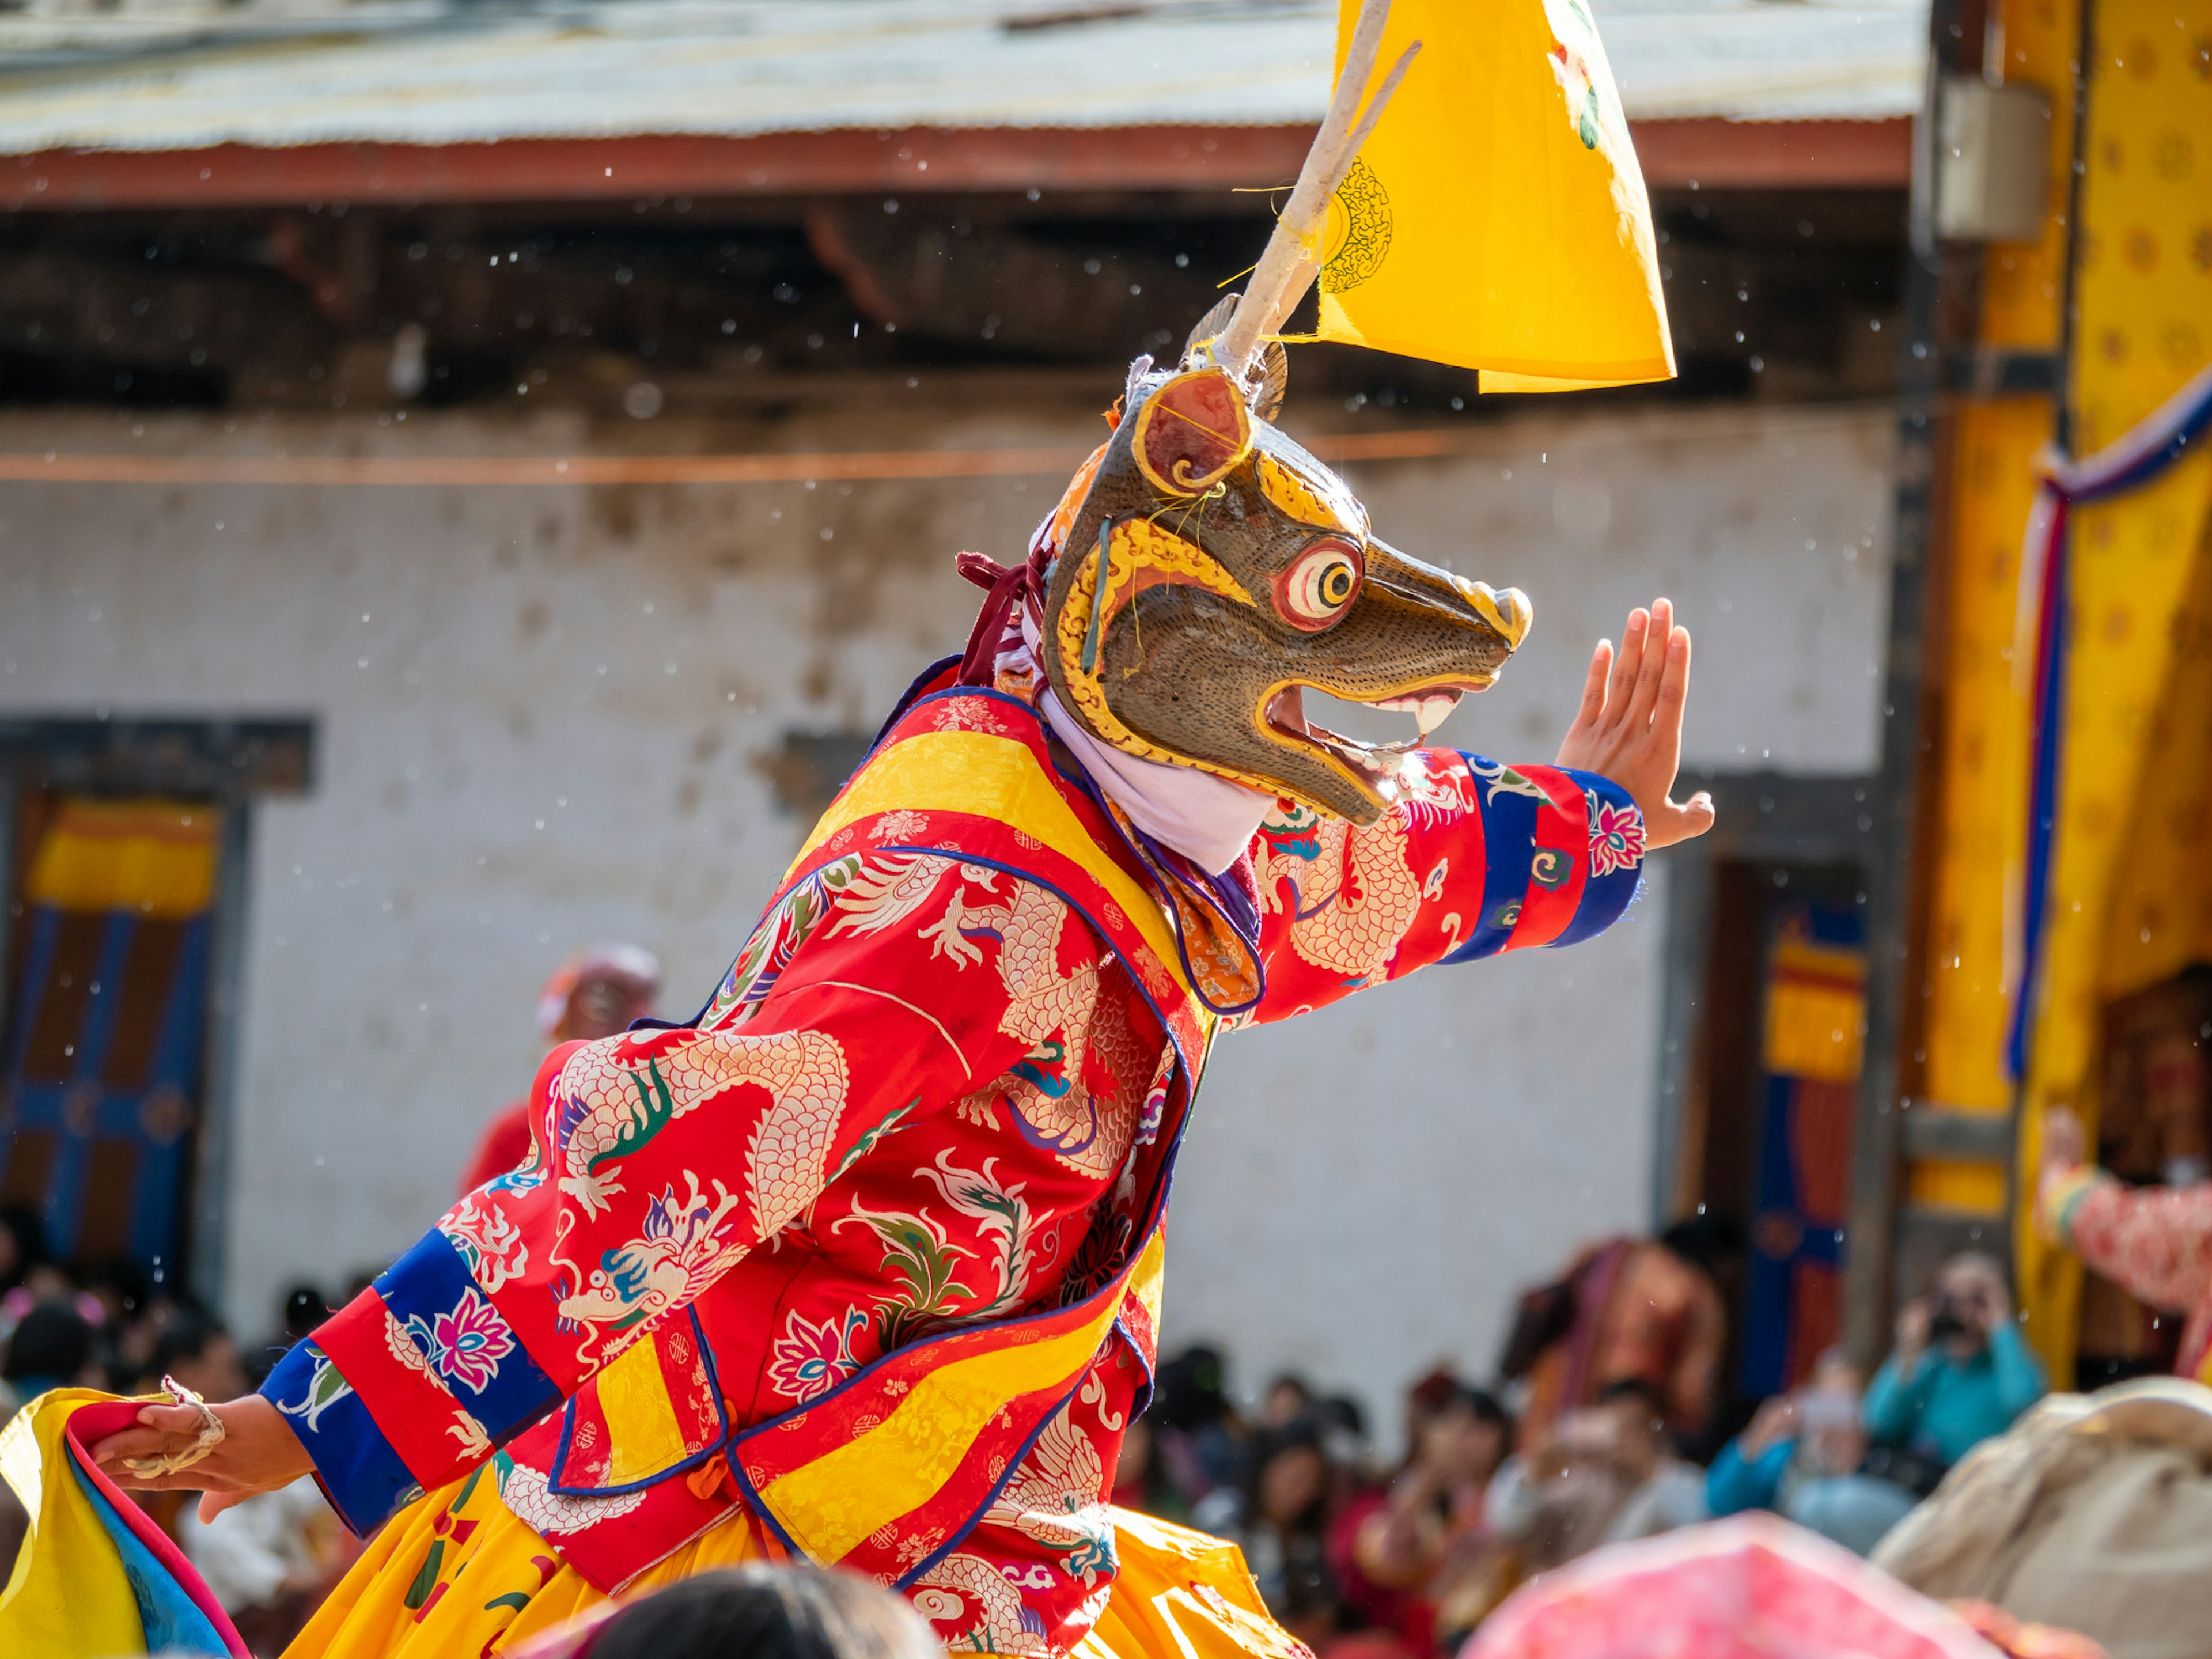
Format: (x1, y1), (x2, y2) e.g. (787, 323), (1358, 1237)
(1277, 537), (1364, 630)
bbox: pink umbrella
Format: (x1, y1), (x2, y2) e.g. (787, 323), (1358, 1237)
(1461, 1516), (2001, 1659)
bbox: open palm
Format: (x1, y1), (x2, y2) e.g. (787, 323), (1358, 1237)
(1555, 597), (1714, 851)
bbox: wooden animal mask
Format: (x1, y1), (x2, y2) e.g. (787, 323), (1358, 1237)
(1039, 347), (1531, 828)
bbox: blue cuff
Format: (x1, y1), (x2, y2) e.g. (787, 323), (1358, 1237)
(260, 1339), (422, 1535)
(371, 1230), (561, 1449)
(1551, 767), (1644, 948)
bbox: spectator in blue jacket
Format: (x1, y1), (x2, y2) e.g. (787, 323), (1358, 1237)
(1863, 1252), (2046, 1477)
(1706, 1349), (1915, 1555)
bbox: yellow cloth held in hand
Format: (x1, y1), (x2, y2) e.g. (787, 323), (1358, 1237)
(1316, 0), (1674, 392)
(287, 1463), (1303, 1659)
(0, 1389), (244, 1657)
(0, 1393), (145, 1657)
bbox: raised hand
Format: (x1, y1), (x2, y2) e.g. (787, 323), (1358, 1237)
(89, 1393), (316, 1522)
(1555, 596), (1715, 851)
(2040, 1105), (2087, 1174)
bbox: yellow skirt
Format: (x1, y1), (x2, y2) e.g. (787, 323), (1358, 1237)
(286, 1465), (1304, 1659)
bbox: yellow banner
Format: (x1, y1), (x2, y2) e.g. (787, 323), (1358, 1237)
(1987, 0), (2212, 1382)
(24, 798), (220, 920)
(1315, 0), (1673, 391)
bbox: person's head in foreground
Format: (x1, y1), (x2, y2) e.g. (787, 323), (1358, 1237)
(518, 1563), (939, 1659)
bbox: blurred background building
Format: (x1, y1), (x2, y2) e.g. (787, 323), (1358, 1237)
(1, 0), (2186, 1435)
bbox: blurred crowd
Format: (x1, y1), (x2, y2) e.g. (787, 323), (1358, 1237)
(1109, 1228), (2050, 1659)
(0, 944), (2086, 1658)
(0, 1191), (2058, 1658)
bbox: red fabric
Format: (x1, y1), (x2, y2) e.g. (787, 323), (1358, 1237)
(2061, 1176), (2212, 1378)
(457, 1099), (536, 1198)
(1327, 1490), (1433, 1654)
(1461, 1516), (2001, 1659)
(1501, 764), (1589, 953)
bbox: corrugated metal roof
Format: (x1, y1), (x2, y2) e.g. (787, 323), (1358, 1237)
(0, 0), (1927, 156)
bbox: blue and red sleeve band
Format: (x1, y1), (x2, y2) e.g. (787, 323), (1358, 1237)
(259, 1227), (560, 1533)
(1442, 760), (1643, 965)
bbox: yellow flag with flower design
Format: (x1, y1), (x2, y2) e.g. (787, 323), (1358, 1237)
(1316, 0), (1674, 392)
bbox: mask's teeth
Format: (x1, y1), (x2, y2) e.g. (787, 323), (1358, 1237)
(1370, 691), (1464, 741)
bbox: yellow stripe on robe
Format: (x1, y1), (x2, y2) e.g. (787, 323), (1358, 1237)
(791, 727), (1192, 1002)
(594, 1336), (694, 1488)
(757, 1230), (1166, 1565)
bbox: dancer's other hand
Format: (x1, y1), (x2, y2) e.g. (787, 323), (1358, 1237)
(2040, 1104), (2087, 1175)
(90, 1393), (316, 1522)
(1555, 596), (1715, 850)
(2035, 1105), (2092, 1238)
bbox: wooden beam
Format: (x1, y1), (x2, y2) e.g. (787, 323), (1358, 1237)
(0, 423), (1605, 487)
(0, 118), (1911, 213)
(1633, 116), (1913, 190)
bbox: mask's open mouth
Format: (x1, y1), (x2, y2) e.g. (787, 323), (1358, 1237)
(1261, 679), (1493, 783)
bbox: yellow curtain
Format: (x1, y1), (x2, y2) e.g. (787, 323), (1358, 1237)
(24, 798), (220, 920)
(2005, 0), (2212, 1382)
(1915, 0), (2080, 1229)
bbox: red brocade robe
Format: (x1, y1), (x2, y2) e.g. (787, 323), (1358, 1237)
(260, 667), (1649, 1657)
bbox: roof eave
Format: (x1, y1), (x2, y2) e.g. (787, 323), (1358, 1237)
(0, 116), (1912, 213)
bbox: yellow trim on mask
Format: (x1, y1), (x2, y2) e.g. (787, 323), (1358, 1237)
(1257, 452), (1368, 539)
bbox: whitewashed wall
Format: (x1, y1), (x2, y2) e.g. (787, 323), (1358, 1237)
(0, 386), (1892, 1428)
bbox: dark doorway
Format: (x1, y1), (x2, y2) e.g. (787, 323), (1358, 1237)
(1651, 773), (1877, 1422)
(0, 718), (310, 1305)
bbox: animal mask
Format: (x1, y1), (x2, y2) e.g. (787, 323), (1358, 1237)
(1037, 328), (1531, 827)
(1015, 0), (1527, 827)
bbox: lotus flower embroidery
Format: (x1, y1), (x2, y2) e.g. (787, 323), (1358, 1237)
(768, 1306), (869, 1404)
(406, 1288), (516, 1395)
(1588, 798), (1646, 877)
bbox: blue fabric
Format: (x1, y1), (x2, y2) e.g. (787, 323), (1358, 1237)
(1441, 759), (1644, 964)
(258, 1340), (422, 1535)
(1550, 767), (1643, 948)
(1705, 1435), (1793, 1516)
(1444, 755), (1541, 963)
(372, 1230), (561, 1447)
(2008, 506), (2071, 1080)
(1862, 1321), (2047, 1467)
(67, 1459), (235, 1655)
(1783, 1473), (1918, 1558)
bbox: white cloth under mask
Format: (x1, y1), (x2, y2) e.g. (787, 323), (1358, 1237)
(1011, 606), (1270, 877)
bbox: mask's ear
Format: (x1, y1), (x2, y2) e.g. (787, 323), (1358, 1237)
(1182, 294), (1287, 423)
(1131, 368), (1252, 497)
